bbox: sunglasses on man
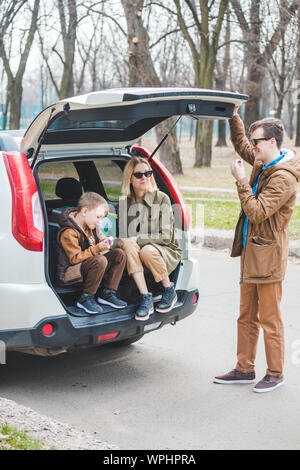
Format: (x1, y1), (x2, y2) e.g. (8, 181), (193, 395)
(132, 170), (153, 179)
(250, 137), (272, 147)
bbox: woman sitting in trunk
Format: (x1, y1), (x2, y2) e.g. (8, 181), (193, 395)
(118, 156), (182, 321)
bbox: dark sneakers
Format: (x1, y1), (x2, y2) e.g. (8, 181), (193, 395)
(135, 293), (154, 321)
(253, 374), (284, 393)
(214, 369), (256, 384)
(77, 294), (103, 315)
(97, 288), (128, 309)
(156, 283), (178, 313)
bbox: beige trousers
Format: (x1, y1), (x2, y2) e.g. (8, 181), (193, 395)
(121, 238), (168, 283)
(236, 281), (284, 377)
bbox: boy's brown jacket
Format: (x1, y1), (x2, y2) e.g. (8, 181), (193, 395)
(229, 114), (300, 284)
(56, 208), (107, 285)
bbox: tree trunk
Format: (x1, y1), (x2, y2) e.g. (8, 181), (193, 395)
(295, 98), (300, 146)
(215, 9), (230, 147)
(195, 120), (214, 167)
(287, 90), (294, 140)
(154, 118), (182, 173)
(0, 0), (40, 129)
(244, 60), (265, 131)
(8, 81), (22, 130)
(275, 93), (284, 120)
(216, 120), (227, 147)
(121, 0), (183, 174)
(295, 5), (300, 146)
(57, 0), (77, 99)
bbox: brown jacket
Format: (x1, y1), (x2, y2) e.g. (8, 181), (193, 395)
(229, 114), (300, 284)
(56, 208), (107, 285)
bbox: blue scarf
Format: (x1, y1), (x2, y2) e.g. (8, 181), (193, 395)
(242, 150), (287, 247)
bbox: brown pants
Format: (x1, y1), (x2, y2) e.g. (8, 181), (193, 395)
(121, 238), (168, 283)
(80, 248), (126, 295)
(236, 281), (284, 377)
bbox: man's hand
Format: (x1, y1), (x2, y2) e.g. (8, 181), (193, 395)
(231, 159), (246, 182)
(233, 104), (240, 116)
(233, 91), (241, 116)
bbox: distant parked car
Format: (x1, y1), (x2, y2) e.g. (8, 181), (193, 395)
(0, 87), (248, 356)
(0, 130), (24, 151)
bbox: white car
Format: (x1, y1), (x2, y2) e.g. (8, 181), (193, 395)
(0, 87), (248, 356)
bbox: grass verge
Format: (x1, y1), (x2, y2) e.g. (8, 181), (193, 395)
(0, 424), (51, 450)
(186, 197), (300, 239)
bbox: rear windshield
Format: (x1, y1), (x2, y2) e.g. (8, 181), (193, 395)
(47, 115), (137, 131)
(37, 158), (124, 202)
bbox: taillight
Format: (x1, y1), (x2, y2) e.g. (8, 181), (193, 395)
(42, 323), (55, 337)
(98, 332), (119, 343)
(3, 152), (44, 251)
(131, 145), (191, 231)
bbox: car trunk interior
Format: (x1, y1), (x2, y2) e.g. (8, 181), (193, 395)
(34, 153), (182, 317)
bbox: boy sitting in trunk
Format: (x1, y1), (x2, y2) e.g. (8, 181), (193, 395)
(56, 192), (127, 315)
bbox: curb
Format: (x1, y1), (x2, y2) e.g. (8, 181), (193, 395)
(190, 228), (300, 258)
(0, 397), (119, 450)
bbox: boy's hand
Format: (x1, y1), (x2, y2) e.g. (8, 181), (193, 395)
(231, 159), (246, 182)
(97, 241), (110, 252)
(104, 236), (114, 248)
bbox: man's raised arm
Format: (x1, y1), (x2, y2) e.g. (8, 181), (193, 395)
(229, 106), (255, 167)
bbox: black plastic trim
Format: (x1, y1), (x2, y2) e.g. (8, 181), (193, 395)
(0, 289), (199, 351)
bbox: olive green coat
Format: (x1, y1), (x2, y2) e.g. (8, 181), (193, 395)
(118, 190), (182, 274)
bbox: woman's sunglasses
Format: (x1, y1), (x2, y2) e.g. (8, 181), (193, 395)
(132, 170), (153, 179)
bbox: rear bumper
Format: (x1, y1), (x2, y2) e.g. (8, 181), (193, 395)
(0, 289), (199, 352)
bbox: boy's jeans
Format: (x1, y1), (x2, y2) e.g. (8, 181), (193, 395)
(79, 248), (126, 295)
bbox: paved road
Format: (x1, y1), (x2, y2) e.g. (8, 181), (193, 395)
(1, 248), (300, 450)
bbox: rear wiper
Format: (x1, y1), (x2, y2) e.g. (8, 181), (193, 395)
(148, 115), (182, 163)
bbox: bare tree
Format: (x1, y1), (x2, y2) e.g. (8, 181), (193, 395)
(295, 3), (300, 146)
(38, 0), (77, 100)
(215, 9), (231, 147)
(231, 0), (298, 131)
(0, 0), (40, 129)
(268, 26), (297, 120)
(121, 0), (183, 174)
(173, 0), (229, 166)
(80, 2), (129, 91)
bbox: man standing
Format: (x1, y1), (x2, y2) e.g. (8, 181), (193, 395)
(214, 106), (300, 393)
